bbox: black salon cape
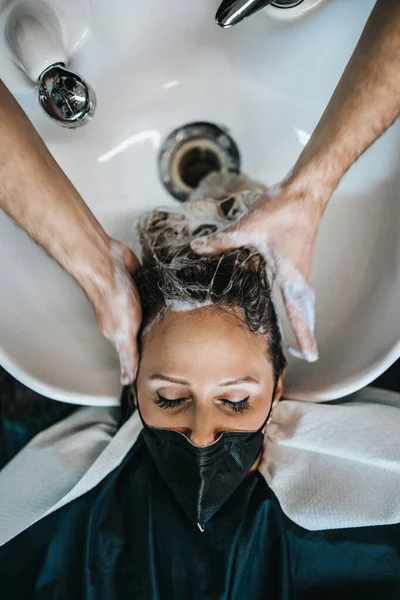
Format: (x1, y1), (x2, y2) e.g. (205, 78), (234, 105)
(0, 374), (400, 600)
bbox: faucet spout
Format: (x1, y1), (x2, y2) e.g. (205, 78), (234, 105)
(39, 64), (96, 128)
(216, 0), (274, 28)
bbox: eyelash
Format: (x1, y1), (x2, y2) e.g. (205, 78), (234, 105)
(155, 394), (186, 410)
(222, 397), (250, 413)
(154, 394), (251, 413)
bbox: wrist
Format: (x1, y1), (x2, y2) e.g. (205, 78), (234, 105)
(282, 158), (338, 216)
(69, 235), (116, 306)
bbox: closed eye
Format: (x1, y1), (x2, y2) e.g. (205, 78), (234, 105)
(154, 393), (188, 410)
(221, 397), (250, 413)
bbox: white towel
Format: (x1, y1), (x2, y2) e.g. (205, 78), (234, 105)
(260, 396), (400, 530)
(0, 406), (122, 545)
(0, 387), (399, 546)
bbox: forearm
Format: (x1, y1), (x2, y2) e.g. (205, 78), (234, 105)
(289, 0), (400, 209)
(0, 80), (112, 299)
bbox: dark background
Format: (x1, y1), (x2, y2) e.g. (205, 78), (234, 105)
(372, 358), (400, 393)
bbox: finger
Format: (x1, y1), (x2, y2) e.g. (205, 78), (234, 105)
(273, 256), (318, 362)
(280, 281), (318, 362)
(118, 290), (142, 385)
(118, 337), (139, 385)
(101, 323), (139, 386)
(190, 227), (249, 256)
(283, 296), (318, 362)
(101, 263), (142, 385)
(115, 305), (141, 385)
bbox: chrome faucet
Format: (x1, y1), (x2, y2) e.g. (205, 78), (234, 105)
(38, 64), (96, 129)
(215, 0), (275, 28)
(4, 2), (95, 128)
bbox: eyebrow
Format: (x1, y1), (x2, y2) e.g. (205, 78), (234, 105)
(149, 374), (259, 386)
(218, 377), (260, 387)
(149, 374), (190, 385)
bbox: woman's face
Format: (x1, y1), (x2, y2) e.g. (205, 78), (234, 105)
(137, 306), (283, 447)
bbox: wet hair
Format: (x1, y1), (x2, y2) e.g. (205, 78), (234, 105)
(134, 207), (286, 382)
(120, 192), (286, 422)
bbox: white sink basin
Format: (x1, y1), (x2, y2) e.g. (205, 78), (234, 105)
(0, 0), (399, 405)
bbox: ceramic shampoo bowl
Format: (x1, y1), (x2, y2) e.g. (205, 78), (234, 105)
(0, 0), (399, 404)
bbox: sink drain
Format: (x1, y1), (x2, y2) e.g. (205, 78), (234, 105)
(158, 122), (241, 202)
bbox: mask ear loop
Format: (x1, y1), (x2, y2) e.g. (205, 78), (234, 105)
(118, 385), (134, 426)
(258, 378), (279, 434)
(131, 382), (150, 430)
(119, 384), (139, 426)
(131, 383), (138, 409)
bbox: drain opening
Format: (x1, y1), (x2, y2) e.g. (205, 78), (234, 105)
(179, 147), (221, 189)
(158, 122), (241, 202)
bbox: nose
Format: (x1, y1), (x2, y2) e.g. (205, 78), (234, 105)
(184, 402), (225, 447)
(189, 428), (218, 447)
(188, 416), (222, 447)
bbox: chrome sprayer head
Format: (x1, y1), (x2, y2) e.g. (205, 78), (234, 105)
(38, 64), (96, 129)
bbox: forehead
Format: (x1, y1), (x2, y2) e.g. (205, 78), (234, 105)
(141, 306), (272, 380)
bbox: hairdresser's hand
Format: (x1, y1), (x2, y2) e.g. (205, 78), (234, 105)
(0, 80), (142, 384)
(86, 240), (142, 385)
(191, 179), (326, 361)
(194, 0), (400, 360)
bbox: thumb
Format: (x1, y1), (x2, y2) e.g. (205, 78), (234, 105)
(118, 337), (139, 386)
(110, 239), (141, 274)
(191, 225), (246, 256)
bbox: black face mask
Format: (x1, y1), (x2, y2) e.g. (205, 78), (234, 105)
(137, 391), (274, 532)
